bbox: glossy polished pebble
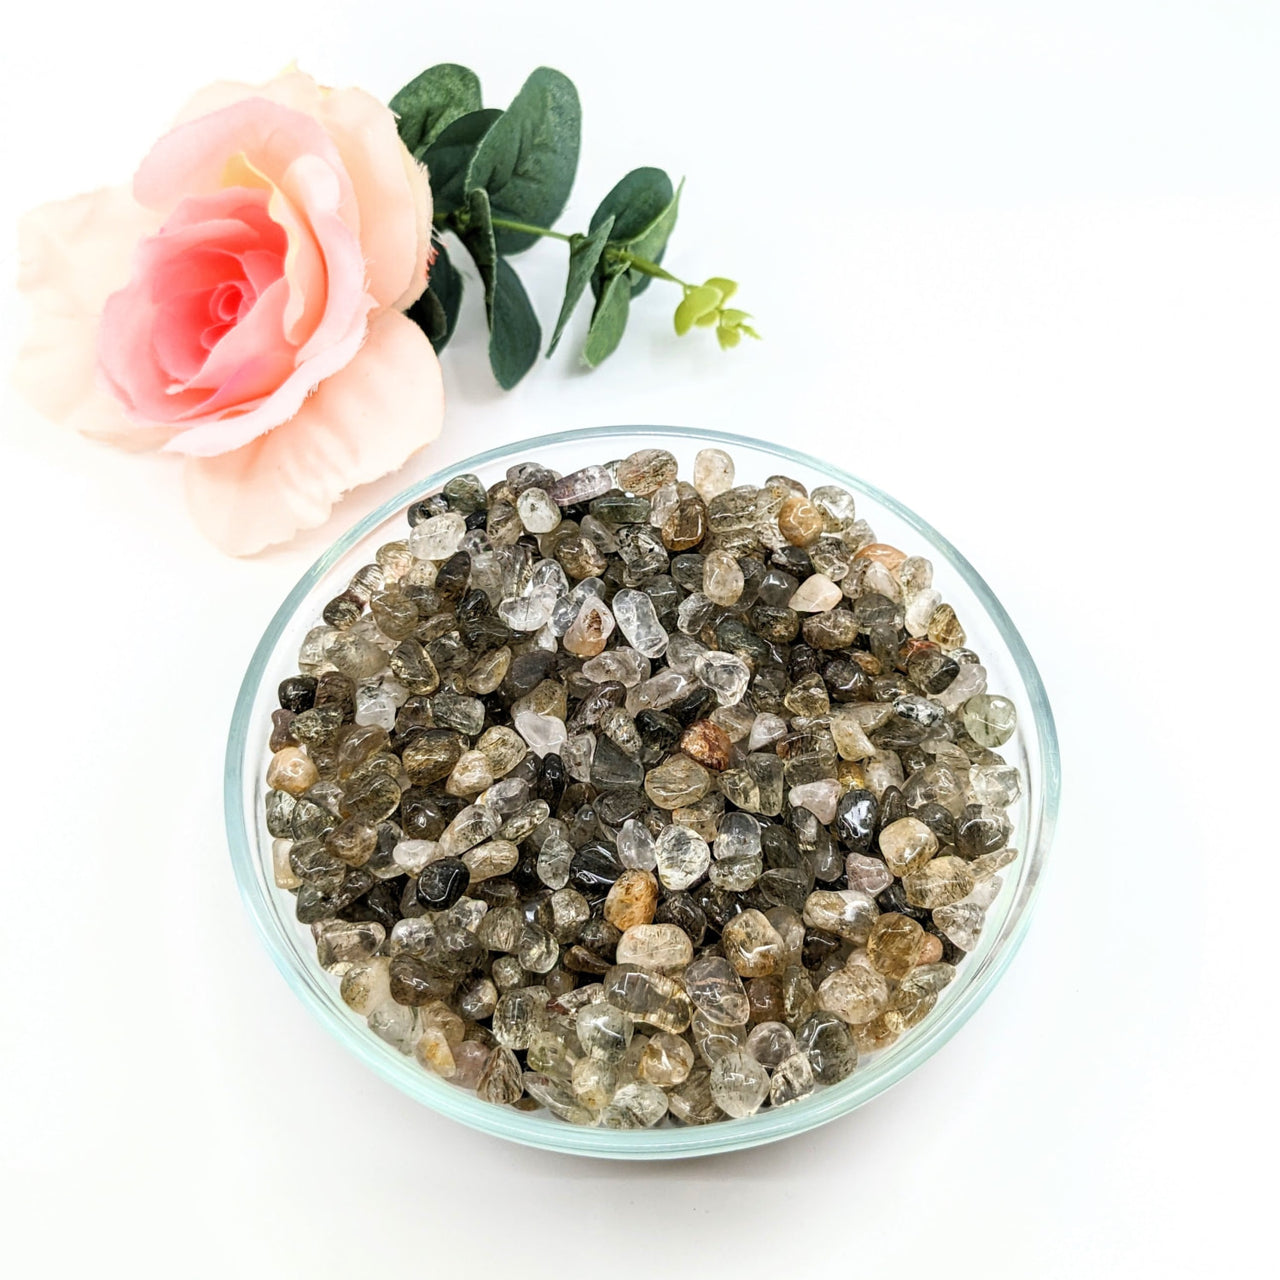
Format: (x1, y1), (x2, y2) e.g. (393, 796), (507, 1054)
(789, 574), (842, 612)
(802, 889), (878, 943)
(710, 1049), (770, 1118)
(516, 487), (562, 534)
(599, 1081), (670, 1129)
(654, 825), (711, 891)
(816, 961), (890, 1025)
(683, 955), (752, 1026)
(604, 869), (659, 931)
(693, 650), (751, 705)
(902, 855), (975, 908)
(797, 1012), (859, 1084)
(769, 1051), (816, 1106)
(416, 858), (470, 910)
(703, 550), (745, 605)
(645, 755), (713, 810)
(679, 719), (732, 772)
(604, 965), (693, 1033)
(637, 1031), (695, 1086)
(845, 852), (893, 895)
(266, 747), (318, 796)
(693, 448), (735, 500)
(962, 694), (1018, 747)
(745, 1021), (798, 1068)
(615, 923), (695, 972)
(616, 448), (678, 496)
(617, 819), (658, 871)
(576, 1001), (634, 1061)
(877, 816), (939, 876)
(611, 589), (669, 658)
(778, 496), (824, 546)
(721, 910), (786, 977)
(867, 912), (926, 980)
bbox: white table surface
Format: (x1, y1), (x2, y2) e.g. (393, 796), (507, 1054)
(1, 3), (1275, 1275)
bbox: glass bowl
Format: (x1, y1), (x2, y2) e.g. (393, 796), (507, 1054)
(226, 425), (1060, 1159)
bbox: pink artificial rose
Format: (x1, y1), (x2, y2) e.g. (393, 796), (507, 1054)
(15, 70), (445, 555)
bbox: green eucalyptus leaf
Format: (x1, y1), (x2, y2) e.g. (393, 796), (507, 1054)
(465, 67), (581, 254)
(405, 241), (463, 352)
(547, 216), (614, 356)
(589, 167), (673, 240)
(455, 188), (540, 386)
(391, 64), (483, 153)
(583, 273), (631, 368)
(623, 178), (683, 293)
(458, 188), (498, 316)
(589, 169), (682, 297)
(716, 324), (742, 351)
(406, 288), (448, 349)
(489, 258), (542, 388)
(423, 109), (503, 217)
(674, 284), (723, 336)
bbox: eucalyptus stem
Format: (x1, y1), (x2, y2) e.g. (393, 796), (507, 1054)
(487, 215), (686, 287)
(487, 216), (574, 244)
(607, 250), (689, 288)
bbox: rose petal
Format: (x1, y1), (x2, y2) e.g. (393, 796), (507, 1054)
(156, 185), (283, 250)
(184, 276), (292, 397)
(182, 310), (445, 555)
(314, 84), (433, 310)
(153, 287), (227, 383)
(240, 248), (283, 297)
(168, 71), (432, 310)
(273, 153), (369, 364)
(392, 147), (435, 311)
(160, 298), (370, 455)
(14, 187), (170, 446)
(220, 151), (326, 347)
(133, 97), (353, 223)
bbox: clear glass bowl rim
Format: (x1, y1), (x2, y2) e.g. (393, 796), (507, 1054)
(225, 424), (1061, 1159)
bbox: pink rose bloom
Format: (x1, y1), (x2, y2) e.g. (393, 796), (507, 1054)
(15, 70), (444, 555)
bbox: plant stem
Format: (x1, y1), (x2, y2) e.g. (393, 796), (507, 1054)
(486, 216), (691, 288)
(488, 216), (574, 244)
(607, 249), (688, 288)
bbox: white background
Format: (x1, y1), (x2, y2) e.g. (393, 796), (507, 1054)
(1, 3), (1276, 1276)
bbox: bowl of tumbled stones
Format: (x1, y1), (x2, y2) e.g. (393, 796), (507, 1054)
(228, 426), (1059, 1158)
